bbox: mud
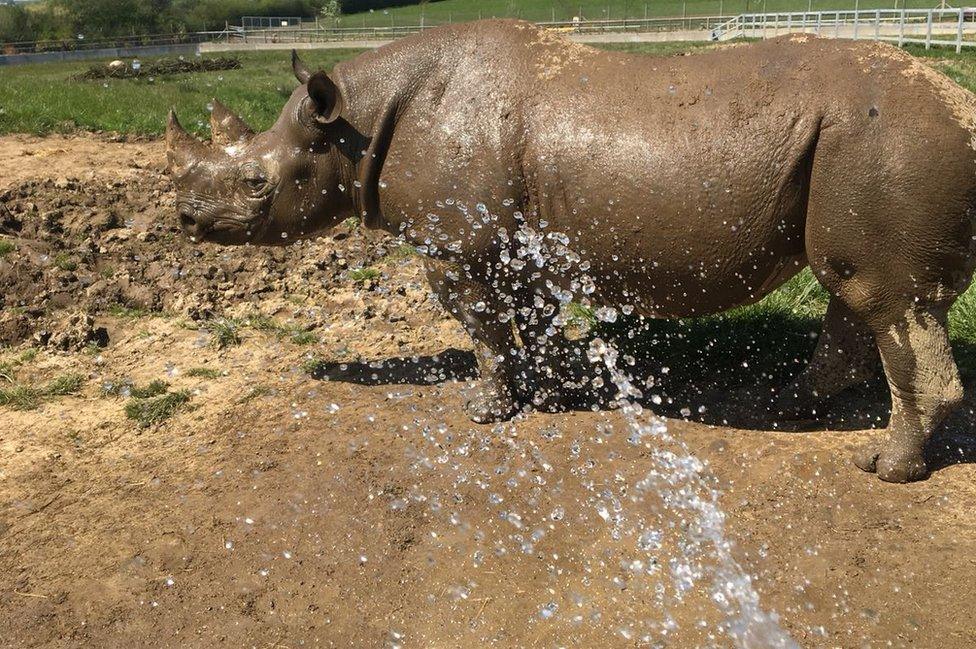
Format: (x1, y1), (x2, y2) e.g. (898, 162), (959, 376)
(1, 134), (976, 647)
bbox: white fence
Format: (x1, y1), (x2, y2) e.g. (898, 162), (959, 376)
(713, 8), (976, 51)
(223, 15), (735, 45)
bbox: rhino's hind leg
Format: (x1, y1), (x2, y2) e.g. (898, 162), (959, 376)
(776, 297), (880, 419)
(853, 306), (964, 483)
(425, 260), (520, 423)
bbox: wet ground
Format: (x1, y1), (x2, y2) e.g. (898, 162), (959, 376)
(1, 134), (975, 647)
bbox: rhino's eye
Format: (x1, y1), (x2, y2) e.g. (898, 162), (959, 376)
(240, 165), (273, 197)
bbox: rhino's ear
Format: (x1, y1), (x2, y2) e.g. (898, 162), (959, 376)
(209, 99), (254, 146)
(292, 49), (311, 84)
(166, 109), (208, 174)
(306, 71), (344, 125)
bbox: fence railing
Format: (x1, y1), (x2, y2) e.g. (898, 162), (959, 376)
(221, 15), (735, 44)
(0, 30), (231, 56)
(713, 8), (976, 51)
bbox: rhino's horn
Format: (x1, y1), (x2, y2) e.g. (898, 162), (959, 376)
(209, 99), (254, 146)
(166, 109), (208, 174)
(292, 49), (311, 84)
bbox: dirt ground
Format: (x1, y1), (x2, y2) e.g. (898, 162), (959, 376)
(1, 134), (975, 648)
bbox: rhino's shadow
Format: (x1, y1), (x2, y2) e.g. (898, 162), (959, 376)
(311, 312), (976, 472)
(306, 348), (478, 385)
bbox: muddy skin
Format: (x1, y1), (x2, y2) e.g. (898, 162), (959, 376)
(167, 21), (976, 483)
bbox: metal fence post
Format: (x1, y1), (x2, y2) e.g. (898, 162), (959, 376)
(835, 11), (841, 37)
(926, 9), (933, 49)
(957, 7), (965, 53)
(854, 9), (859, 39)
(816, 11), (822, 34)
(875, 9), (881, 40)
(898, 7), (905, 46)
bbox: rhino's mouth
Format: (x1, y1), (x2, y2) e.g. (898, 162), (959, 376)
(177, 194), (267, 242)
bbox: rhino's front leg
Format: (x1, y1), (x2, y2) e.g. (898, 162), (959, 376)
(425, 259), (522, 423)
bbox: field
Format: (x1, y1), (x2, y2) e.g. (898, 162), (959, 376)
(339, 0), (965, 27)
(2, 38), (976, 647)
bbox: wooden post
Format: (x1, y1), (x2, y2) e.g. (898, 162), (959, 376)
(957, 7), (965, 53)
(926, 9), (933, 49)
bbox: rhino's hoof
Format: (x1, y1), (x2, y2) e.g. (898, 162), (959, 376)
(466, 384), (519, 424)
(853, 441), (929, 483)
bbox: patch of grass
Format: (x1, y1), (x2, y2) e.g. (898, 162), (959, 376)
(0, 372), (85, 410)
(124, 390), (191, 428)
(562, 301), (597, 340)
(208, 318), (243, 350)
(129, 379), (170, 399)
(290, 330), (319, 346)
(237, 384), (273, 404)
(185, 366), (223, 379)
(301, 355), (328, 376)
(45, 373), (85, 396)
(348, 266), (381, 284)
(0, 384), (42, 410)
(246, 313), (318, 345)
(52, 252), (78, 272)
(384, 243), (421, 262)
(0, 239), (15, 257)
(0, 50), (364, 137)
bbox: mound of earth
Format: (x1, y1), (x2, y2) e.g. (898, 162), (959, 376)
(0, 134), (436, 352)
(1, 134), (975, 648)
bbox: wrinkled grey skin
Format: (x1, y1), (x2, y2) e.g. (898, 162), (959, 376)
(168, 21), (976, 482)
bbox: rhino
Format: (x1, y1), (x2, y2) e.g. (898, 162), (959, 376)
(167, 20), (976, 483)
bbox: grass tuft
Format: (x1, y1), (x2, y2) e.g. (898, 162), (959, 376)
(52, 252), (78, 272)
(0, 372), (85, 410)
(45, 373), (85, 396)
(185, 366), (223, 379)
(0, 384), (42, 410)
(208, 318), (243, 350)
(237, 384), (273, 404)
(348, 267), (380, 284)
(129, 379), (170, 399)
(247, 313), (318, 345)
(124, 390), (191, 428)
(0, 239), (15, 257)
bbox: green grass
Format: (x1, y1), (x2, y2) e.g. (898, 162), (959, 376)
(129, 379), (170, 398)
(208, 317), (243, 350)
(348, 266), (381, 284)
(0, 372), (85, 410)
(0, 240), (15, 257)
(124, 389), (191, 428)
(185, 366), (223, 379)
(0, 49), (364, 137)
(340, 0), (942, 27)
(107, 304), (152, 319)
(52, 252), (78, 272)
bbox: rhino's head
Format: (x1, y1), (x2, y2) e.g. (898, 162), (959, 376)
(167, 52), (351, 246)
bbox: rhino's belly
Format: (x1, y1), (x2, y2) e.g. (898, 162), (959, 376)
(559, 200), (809, 319)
